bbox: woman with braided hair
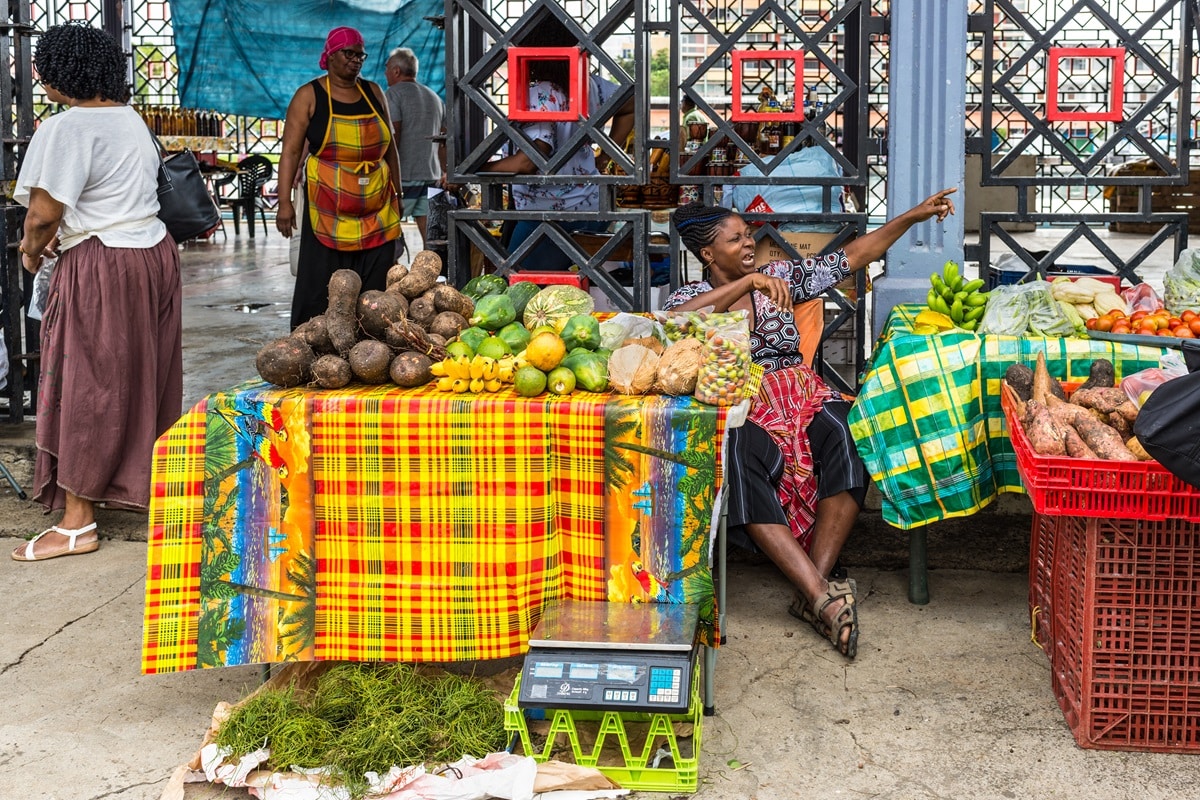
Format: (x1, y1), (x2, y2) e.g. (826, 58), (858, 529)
(11, 22), (182, 561)
(667, 190), (955, 657)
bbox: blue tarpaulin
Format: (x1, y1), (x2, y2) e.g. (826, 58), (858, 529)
(170, 0), (445, 120)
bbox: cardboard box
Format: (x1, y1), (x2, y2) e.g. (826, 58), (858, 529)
(754, 230), (838, 266)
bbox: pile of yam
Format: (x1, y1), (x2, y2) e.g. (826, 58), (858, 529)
(256, 251), (472, 390)
(1003, 353), (1151, 462)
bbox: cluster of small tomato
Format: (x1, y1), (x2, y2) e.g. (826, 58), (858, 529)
(1086, 307), (1200, 338)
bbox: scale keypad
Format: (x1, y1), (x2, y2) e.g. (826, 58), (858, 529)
(648, 666), (681, 704)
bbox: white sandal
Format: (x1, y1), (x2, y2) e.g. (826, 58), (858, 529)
(11, 522), (99, 562)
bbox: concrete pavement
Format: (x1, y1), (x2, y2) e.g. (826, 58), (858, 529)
(2, 227), (1197, 799)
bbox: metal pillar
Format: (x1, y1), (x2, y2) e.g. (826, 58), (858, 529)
(871, 0), (967, 341)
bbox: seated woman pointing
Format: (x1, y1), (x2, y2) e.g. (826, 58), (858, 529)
(665, 190), (955, 658)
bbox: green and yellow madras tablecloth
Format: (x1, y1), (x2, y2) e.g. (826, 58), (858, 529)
(847, 304), (1169, 529)
(142, 382), (730, 674)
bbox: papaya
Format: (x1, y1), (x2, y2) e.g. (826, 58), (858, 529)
(560, 314), (602, 351)
(469, 293), (517, 331)
(497, 321), (531, 353)
(457, 326), (489, 353)
(562, 351), (609, 393)
(505, 281), (541, 318)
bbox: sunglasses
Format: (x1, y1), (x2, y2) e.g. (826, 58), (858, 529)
(339, 50), (368, 62)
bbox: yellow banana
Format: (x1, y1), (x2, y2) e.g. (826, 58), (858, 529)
(484, 379), (503, 393)
(481, 357), (499, 381)
(469, 355), (485, 381)
(430, 361), (447, 377)
(452, 378), (470, 393)
(469, 378), (485, 393)
(436, 377), (454, 392)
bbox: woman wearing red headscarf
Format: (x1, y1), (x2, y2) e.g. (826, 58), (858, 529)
(276, 26), (403, 329)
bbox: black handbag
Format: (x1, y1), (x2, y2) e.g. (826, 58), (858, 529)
(147, 125), (221, 242)
(1132, 341), (1200, 490)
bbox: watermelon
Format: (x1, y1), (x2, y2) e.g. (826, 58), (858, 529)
(505, 281), (541, 317)
(463, 274), (508, 301)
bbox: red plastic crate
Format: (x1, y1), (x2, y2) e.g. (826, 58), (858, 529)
(1001, 384), (1200, 521)
(1034, 512), (1200, 753)
(1028, 513), (1058, 656)
(508, 272), (590, 291)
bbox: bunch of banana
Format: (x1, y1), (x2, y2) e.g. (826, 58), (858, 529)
(926, 260), (988, 331)
(430, 354), (518, 393)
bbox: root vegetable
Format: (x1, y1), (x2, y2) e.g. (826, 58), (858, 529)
(356, 290), (408, 340)
(397, 250), (443, 298)
(257, 337), (315, 388)
(1031, 352), (1067, 404)
(386, 263), (409, 289)
(1070, 414), (1138, 461)
(1063, 425), (1098, 459)
(326, 269), (362, 356)
(1126, 436), (1154, 461)
(385, 319), (448, 360)
(1077, 358), (1115, 392)
(293, 314), (336, 355)
(408, 296), (437, 329)
(1002, 381), (1027, 421)
(1071, 387), (1139, 421)
(1024, 400), (1066, 456)
(1004, 364), (1034, 402)
(429, 311), (469, 341)
(311, 354), (352, 389)
(432, 284), (475, 319)
(1107, 411), (1133, 442)
(389, 352), (434, 388)
(426, 333), (447, 346)
(348, 339), (393, 384)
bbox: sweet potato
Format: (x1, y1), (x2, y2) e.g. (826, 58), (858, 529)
(1070, 413), (1138, 461)
(389, 352), (434, 388)
(1062, 425), (1097, 459)
(1032, 353), (1051, 405)
(1024, 400), (1066, 456)
(311, 354), (352, 389)
(1002, 381), (1027, 421)
(1107, 411), (1133, 442)
(431, 284), (475, 319)
(325, 269), (362, 356)
(429, 311), (468, 341)
(356, 289), (407, 340)
(348, 339), (393, 384)
(1071, 387), (1138, 421)
(257, 337), (315, 388)
(1126, 436), (1154, 461)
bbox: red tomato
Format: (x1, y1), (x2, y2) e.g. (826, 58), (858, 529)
(1156, 328), (1175, 336)
(1111, 323), (1131, 335)
(1190, 318), (1200, 335)
(1169, 317), (1184, 329)
(1131, 310), (1149, 323)
(1085, 317), (1098, 330)
(1182, 310), (1198, 323)
(1094, 316), (1114, 332)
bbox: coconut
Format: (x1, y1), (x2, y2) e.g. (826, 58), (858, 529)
(654, 338), (704, 396)
(608, 344), (660, 395)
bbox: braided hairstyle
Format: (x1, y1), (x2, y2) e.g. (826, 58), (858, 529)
(35, 22), (129, 104)
(672, 203), (734, 263)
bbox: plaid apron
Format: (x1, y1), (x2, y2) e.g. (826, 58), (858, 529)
(306, 78), (400, 250)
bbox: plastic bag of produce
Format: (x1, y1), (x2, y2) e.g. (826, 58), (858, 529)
(978, 284), (1031, 336)
(598, 312), (664, 351)
(692, 310), (751, 406)
(1164, 248), (1200, 315)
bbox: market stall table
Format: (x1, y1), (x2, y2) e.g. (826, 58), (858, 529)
(848, 303), (1170, 603)
(141, 382), (733, 674)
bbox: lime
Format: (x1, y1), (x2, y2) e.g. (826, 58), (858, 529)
(446, 340), (474, 359)
(547, 366), (576, 395)
(513, 366), (548, 397)
(476, 335), (512, 360)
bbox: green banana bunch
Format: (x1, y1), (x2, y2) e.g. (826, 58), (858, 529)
(926, 261), (989, 330)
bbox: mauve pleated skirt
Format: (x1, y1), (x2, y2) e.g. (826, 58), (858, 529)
(33, 234), (183, 512)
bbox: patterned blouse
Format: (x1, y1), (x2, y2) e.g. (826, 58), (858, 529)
(663, 251), (852, 372)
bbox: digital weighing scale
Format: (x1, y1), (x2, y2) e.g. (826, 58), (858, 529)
(517, 599), (700, 714)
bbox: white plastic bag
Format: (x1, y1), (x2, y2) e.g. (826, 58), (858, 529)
(26, 255), (56, 322)
(1164, 248), (1200, 315)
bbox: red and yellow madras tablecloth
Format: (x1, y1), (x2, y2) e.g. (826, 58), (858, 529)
(142, 382), (730, 673)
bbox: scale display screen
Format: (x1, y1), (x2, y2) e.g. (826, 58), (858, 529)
(517, 600), (701, 714)
(517, 648), (694, 713)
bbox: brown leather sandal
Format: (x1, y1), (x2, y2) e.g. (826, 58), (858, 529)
(789, 578), (858, 659)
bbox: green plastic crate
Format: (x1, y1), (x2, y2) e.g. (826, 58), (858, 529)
(504, 660), (702, 792)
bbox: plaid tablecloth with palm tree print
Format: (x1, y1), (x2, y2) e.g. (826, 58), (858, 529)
(141, 382), (730, 673)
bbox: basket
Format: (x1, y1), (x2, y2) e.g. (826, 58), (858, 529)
(1033, 512), (1200, 753)
(1001, 384), (1200, 521)
(503, 660), (702, 792)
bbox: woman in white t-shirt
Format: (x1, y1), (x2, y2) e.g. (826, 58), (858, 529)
(11, 22), (183, 562)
